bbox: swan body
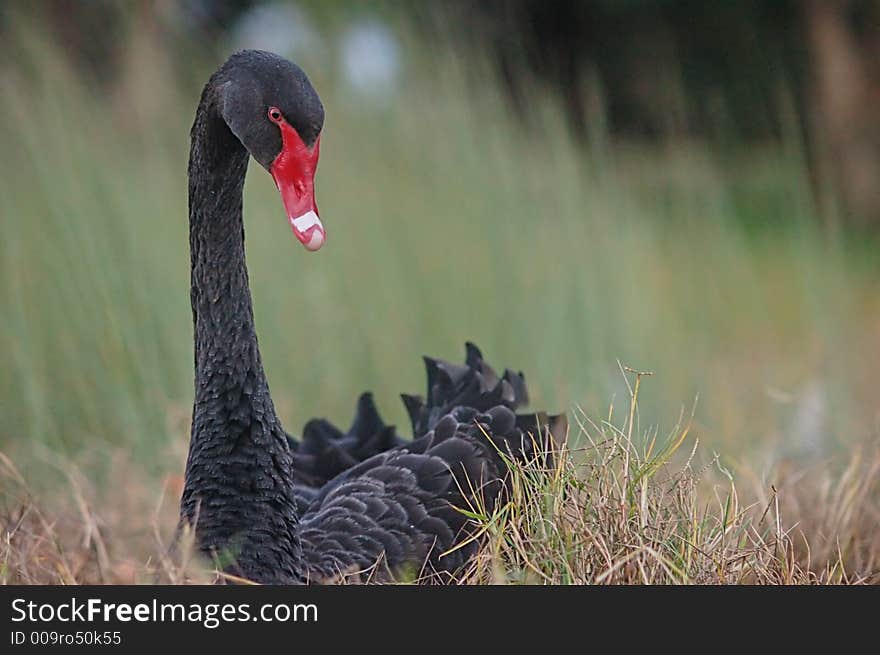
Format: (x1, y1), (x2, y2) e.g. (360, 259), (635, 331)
(180, 50), (562, 584)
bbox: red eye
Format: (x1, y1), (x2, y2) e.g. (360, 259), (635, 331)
(268, 107), (282, 123)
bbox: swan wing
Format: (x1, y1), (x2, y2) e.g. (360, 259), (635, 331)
(287, 343), (537, 489)
(296, 404), (561, 583)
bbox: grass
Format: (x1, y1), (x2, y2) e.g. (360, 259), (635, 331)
(0, 11), (878, 584)
(459, 372), (879, 584)
(2, 370), (877, 584)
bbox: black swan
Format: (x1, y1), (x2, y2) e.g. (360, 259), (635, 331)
(180, 50), (563, 583)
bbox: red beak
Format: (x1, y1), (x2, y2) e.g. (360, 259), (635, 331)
(269, 124), (324, 252)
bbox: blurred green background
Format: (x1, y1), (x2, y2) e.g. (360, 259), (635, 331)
(1, 1), (878, 482)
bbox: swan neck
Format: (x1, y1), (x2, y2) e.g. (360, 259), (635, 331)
(187, 96), (278, 426)
(181, 81), (302, 583)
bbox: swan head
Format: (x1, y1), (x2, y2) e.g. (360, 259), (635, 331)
(216, 50), (326, 252)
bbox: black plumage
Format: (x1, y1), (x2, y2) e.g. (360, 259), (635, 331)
(179, 50), (564, 584)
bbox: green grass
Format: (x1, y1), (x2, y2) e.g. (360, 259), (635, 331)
(1, 16), (878, 489)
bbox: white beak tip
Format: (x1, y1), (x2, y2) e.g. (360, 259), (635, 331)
(289, 210), (325, 251)
(304, 230), (325, 251)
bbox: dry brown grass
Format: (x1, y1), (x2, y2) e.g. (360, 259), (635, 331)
(456, 425), (879, 584)
(2, 373), (878, 585)
(452, 372), (879, 584)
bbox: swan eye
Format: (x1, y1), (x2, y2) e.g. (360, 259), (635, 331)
(268, 107), (283, 123)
